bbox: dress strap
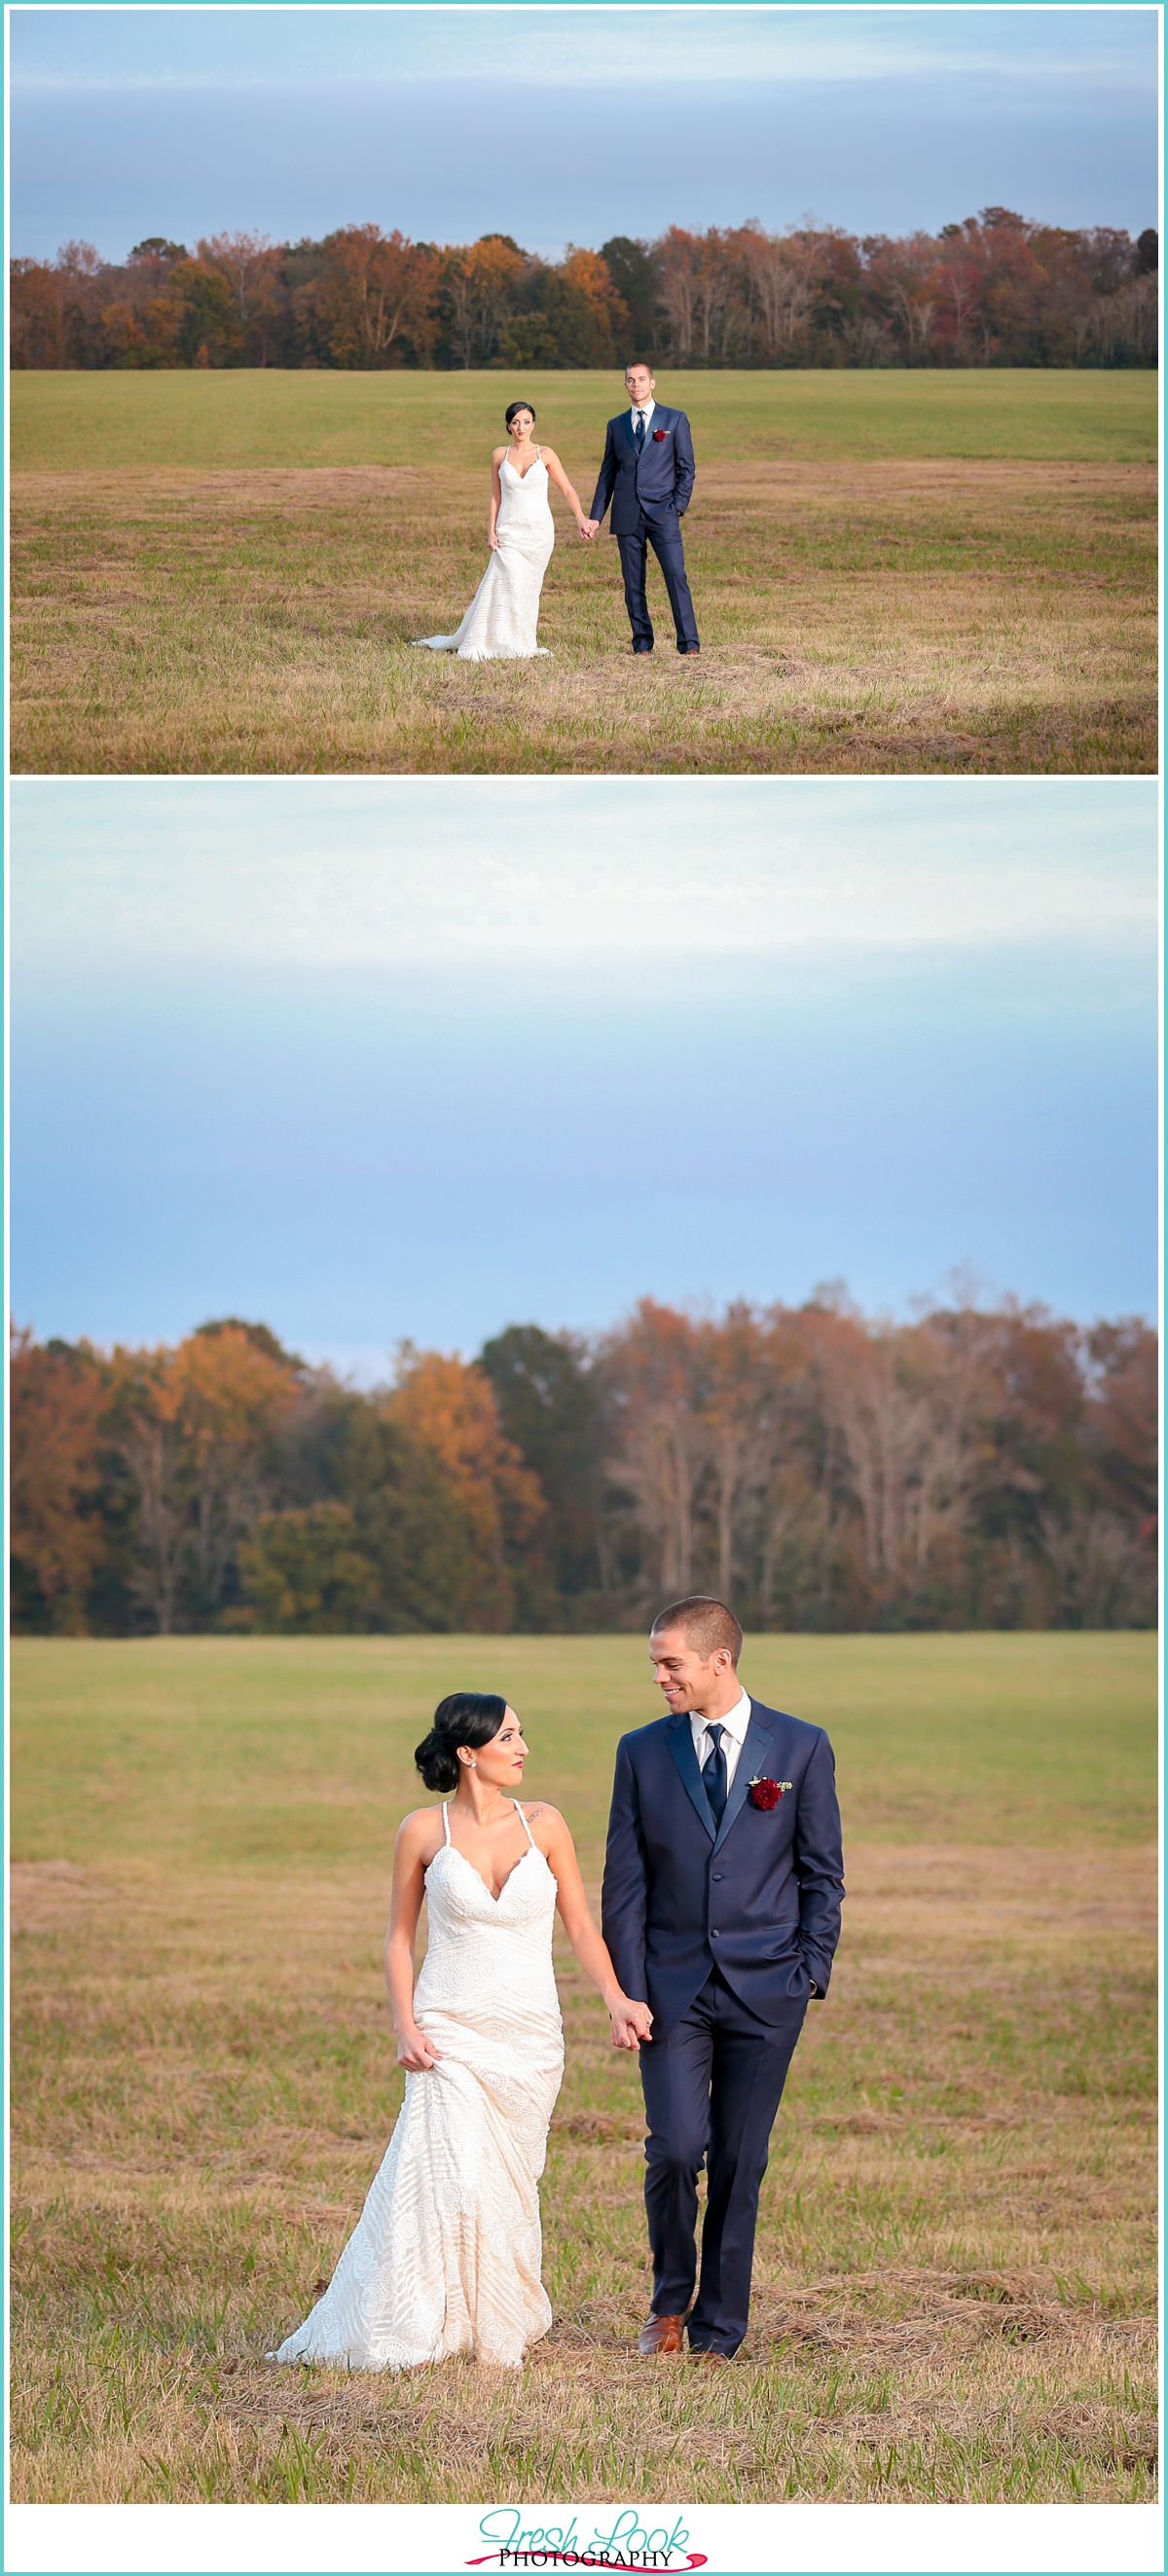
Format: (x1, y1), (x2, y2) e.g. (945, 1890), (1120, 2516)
(441, 1800), (452, 1844)
(535, 443), (541, 459)
(512, 1798), (536, 1847)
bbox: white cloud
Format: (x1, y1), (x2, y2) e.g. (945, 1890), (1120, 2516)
(11, 6), (1156, 94)
(11, 778), (1157, 973)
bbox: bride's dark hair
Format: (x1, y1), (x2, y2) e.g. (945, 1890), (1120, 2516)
(505, 399), (535, 427)
(415, 1691), (508, 1794)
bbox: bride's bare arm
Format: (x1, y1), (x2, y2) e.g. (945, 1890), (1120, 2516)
(529, 1804), (653, 2050)
(489, 448), (505, 550)
(541, 448), (593, 538)
(384, 1811), (444, 2070)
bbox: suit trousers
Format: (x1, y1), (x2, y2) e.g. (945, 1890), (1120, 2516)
(616, 511), (699, 652)
(639, 1968), (806, 2355)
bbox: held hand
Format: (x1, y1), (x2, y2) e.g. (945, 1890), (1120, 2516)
(397, 2024), (443, 2072)
(582, 518), (601, 540)
(608, 1996), (653, 2050)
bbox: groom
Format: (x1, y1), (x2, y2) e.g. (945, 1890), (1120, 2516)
(602, 1596), (844, 2362)
(584, 362), (700, 655)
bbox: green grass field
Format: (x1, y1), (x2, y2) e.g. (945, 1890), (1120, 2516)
(12, 369), (1158, 474)
(10, 370), (1155, 773)
(11, 1632), (1156, 2505)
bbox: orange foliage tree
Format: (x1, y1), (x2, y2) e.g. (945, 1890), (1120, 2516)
(11, 1298), (1156, 1636)
(11, 213), (1155, 373)
(294, 226), (440, 368)
(10, 1326), (107, 1631)
(105, 1324), (301, 1630)
(387, 1350), (544, 1628)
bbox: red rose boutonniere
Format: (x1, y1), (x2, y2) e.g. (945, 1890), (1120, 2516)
(652, 426), (668, 441)
(748, 1775), (793, 1810)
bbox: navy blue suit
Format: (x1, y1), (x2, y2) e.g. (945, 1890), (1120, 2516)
(602, 1696), (844, 2353)
(590, 406), (699, 653)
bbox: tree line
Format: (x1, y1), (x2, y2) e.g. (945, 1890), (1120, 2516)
(12, 1293), (1156, 1639)
(11, 210), (1157, 374)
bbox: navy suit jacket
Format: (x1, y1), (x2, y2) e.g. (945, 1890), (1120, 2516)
(590, 406), (696, 536)
(602, 1698), (844, 2042)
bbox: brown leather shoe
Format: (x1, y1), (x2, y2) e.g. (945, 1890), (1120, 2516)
(637, 2312), (685, 2356)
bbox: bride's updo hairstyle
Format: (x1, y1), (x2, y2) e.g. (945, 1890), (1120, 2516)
(505, 400), (535, 429)
(415, 1691), (508, 1794)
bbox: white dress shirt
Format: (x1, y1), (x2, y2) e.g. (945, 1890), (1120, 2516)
(630, 396), (656, 439)
(690, 1690), (751, 1794)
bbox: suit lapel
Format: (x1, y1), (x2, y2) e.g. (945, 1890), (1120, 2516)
(666, 1714), (716, 1839)
(712, 1706), (774, 1858)
(623, 410), (640, 460)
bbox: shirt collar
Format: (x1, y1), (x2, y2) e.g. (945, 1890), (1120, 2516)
(630, 396), (656, 423)
(692, 1690), (751, 1743)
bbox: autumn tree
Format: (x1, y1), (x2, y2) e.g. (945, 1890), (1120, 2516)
(11, 1300), (1157, 1636)
(197, 230), (285, 364)
(10, 1327), (107, 1630)
(10, 261), (67, 369)
(11, 216), (1156, 374)
(386, 1348), (544, 1628)
(441, 235), (528, 368)
(600, 236), (658, 354)
(601, 1300), (712, 1596)
(295, 225), (439, 369)
(104, 1323), (300, 1629)
(561, 247), (630, 362)
(479, 1324), (606, 1616)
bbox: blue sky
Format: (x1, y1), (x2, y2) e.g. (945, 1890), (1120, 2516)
(11, 780), (1157, 1381)
(10, 8), (1158, 264)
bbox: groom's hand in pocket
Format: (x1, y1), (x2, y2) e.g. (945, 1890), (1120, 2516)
(609, 1998), (653, 2050)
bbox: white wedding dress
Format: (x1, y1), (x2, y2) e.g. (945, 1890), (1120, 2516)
(413, 451), (555, 660)
(274, 1799), (564, 2372)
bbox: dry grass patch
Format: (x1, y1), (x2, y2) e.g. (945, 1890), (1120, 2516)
(11, 457), (1154, 773)
(11, 1829), (1155, 2502)
(11, 1636), (1156, 2500)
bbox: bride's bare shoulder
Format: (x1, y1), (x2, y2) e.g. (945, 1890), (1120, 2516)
(521, 1799), (566, 1833)
(491, 444), (508, 462)
(397, 1805), (445, 1853)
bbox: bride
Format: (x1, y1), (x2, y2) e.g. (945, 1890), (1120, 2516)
(274, 1690), (651, 2373)
(412, 401), (592, 661)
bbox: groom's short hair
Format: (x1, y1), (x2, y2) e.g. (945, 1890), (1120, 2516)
(651, 1596), (743, 1664)
(625, 360), (654, 377)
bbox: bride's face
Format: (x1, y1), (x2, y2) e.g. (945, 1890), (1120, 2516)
(509, 411), (534, 445)
(461, 1706), (529, 1787)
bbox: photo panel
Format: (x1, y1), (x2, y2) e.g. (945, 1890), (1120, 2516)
(8, 4), (1157, 778)
(6, 775), (1159, 2574)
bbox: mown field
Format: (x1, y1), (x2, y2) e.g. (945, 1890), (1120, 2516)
(10, 369), (1156, 773)
(11, 1630), (1157, 2506)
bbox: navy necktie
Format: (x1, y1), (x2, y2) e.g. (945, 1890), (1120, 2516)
(702, 1723), (727, 1824)
(635, 411), (646, 451)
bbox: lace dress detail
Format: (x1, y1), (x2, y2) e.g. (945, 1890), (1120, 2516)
(274, 1801), (564, 2372)
(412, 453), (555, 660)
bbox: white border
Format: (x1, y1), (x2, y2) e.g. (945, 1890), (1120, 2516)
(5, 15), (1163, 2576)
(3, 2500), (1166, 2574)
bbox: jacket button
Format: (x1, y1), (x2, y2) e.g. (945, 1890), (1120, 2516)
(711, 1929), (720, 1939)
(712, 1872), (722, 1882)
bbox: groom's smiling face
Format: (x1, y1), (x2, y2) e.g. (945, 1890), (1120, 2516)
(626, 367), (654, 407)
(650, 1627), (735, 1716)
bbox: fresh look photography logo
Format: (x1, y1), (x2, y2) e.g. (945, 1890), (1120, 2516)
(467, 2506), (707, 2568)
